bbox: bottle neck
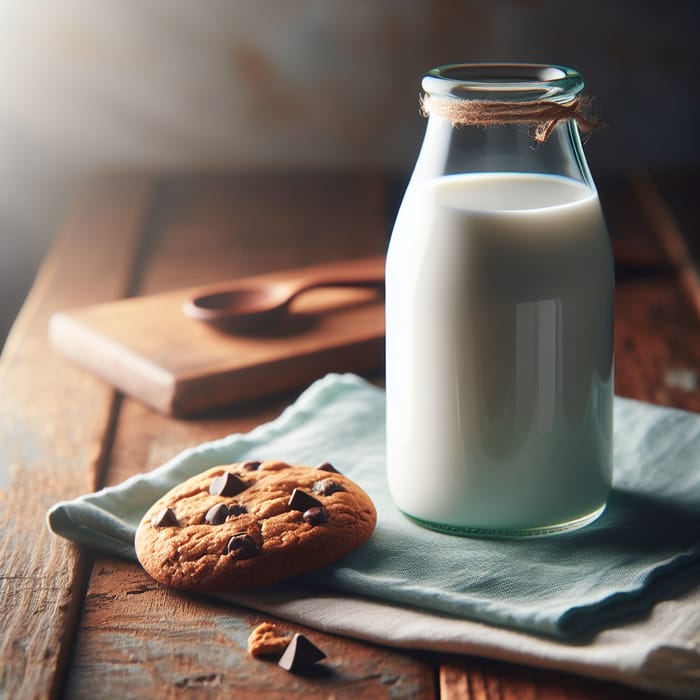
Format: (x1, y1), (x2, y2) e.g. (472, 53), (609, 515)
(411, 112), (595, 191)
(414, 63), (598, 190)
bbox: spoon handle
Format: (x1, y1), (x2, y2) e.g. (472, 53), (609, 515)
(284, 273), (385, 303)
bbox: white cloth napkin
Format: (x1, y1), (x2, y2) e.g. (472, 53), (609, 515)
(48, 373), (700, 697)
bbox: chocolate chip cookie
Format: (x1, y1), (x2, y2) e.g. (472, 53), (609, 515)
(134, 460), (377, 592)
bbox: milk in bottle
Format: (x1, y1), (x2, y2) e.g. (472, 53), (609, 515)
(385, 64), (614, 536)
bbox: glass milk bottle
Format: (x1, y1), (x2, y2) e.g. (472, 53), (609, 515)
(386, 64), (614, 537)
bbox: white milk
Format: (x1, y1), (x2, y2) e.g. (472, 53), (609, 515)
(386, 172), (614, 535)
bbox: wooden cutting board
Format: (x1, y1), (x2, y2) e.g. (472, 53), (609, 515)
(50, 256), (385, 416)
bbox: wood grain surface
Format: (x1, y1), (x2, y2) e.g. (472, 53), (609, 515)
(0, 179), (152, 699)
(1, 171), (698, 699)
(605, 177), (700, 412)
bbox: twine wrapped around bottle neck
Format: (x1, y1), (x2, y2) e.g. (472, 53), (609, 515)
(420, 93), (602, 143)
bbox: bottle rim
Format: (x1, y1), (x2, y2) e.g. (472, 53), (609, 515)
(422, 63), (585, 102)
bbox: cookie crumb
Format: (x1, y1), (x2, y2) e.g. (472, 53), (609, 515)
(247, 623), (292, 659)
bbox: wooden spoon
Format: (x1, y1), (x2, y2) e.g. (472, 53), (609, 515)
(183, 268), (384, 333)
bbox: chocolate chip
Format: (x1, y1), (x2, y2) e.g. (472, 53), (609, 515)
(204, 503), (229, 525)
(241, 460), (262, 471)
(278, 633), (326, 672)
(302, 506), (328, 526)
(316, 462), (339, 473)
(227, 533), (260, 560)
(287, 488), (322, 512)
(228, 504), (248, 516)
(312, 479), (346, 496)
(151, 508), (179, 528)
(210, 472), (247, 497)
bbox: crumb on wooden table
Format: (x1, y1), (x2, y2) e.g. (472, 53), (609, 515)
(247, 622), (293, 659)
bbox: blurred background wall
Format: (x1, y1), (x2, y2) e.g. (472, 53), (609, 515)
(1, 0), (698, 345)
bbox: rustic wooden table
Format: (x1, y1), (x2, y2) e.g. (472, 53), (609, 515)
(2, 171), (699, 699)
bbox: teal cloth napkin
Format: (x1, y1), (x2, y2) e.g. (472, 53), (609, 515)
(48, 373), (700, 641)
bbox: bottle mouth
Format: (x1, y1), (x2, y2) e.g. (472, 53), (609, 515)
(422, 63), (584, 103)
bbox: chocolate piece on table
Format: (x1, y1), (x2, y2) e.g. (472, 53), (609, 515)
(227, 533), (260, 560)
(302, 506), (328, 526)
(151, 508), (179, 528)
(278, 633), (326, 672)
(316, 462), (339, 473)
(287, 488), (322, 512)
(209, 472), (247, 497)
(228, 504), (248, 516)
(312, 479), (346, 496)
(204, 503), (229, 525)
